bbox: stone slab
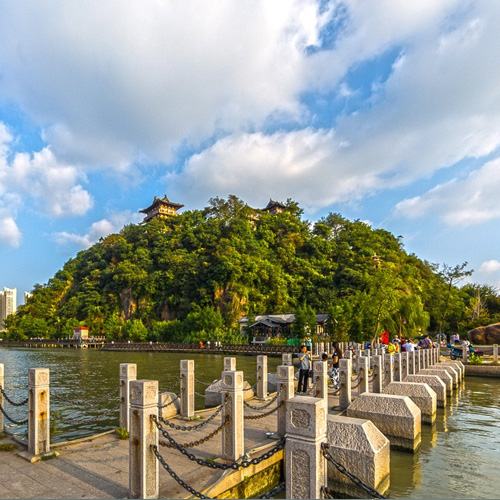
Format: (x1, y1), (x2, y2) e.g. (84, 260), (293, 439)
(419, 369), (454, 394)
(346, 393), (421, 453)
(383, 382), (437, 424)
(404, 375), (446, 408)
(205, 379), (254, 407)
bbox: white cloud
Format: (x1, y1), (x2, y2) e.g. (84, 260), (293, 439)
(395, 158), (500, 227)
(479, 260), (500, 274)
(54, 211), (143, 249)
(0, 211), (22, 248)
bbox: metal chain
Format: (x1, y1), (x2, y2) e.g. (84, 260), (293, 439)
(159, 393), (180, 409)
(152, 444), (211, 499)
(259, 482), (285, 499)
(54, 404), (119, 425)
(0, 403), (28, 425)
(322, 443), (386, 499)
(0, 385), (29, 407)
(243, 393), (278, 410)
(159, 415), (230, 449)
(51, 386), (119, 406)
(160, 379), (181, 393)
(152, 415), (285, 470)
(244, 400), (283, 420)
(321, 486), (335, 499)
(368, 371), (377, 383)
(351, 376), (363, 389)
(194, 391), (208, 398)
(157, 398), (226, 431)
(194, 378), (213, 387)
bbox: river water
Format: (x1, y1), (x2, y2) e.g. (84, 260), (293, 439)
(1, 348), (499, 499)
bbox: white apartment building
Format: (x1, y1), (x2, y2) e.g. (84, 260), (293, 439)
(0, 287), (17, 331)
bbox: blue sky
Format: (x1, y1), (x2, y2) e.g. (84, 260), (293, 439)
(2, 1), (500, 306)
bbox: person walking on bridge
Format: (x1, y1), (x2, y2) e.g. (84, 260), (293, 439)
(297, 345), (311, 393)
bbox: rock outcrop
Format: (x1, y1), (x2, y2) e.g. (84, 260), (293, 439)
(468, 323), (500, 344)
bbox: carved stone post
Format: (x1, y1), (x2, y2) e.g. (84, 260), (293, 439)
(286, 396), (328, 499)
(120, 363), (137, 431)
(384, 355), (393, 387)
(282, 353), (293, 366)
(180, 360), (194, 418)
(344, 350), (352, 360)
(358, 356), (369, 394)
(400, 352), (409, 380)
(393, 353), (402, 382)
(462, 346), (468, 364)
(409, 351), (416, 375)
(313, 360), (328, 400)
(257, 355), (268, 399)
(129, 380), (159, 499)
(338, 358), (352, 411)
(28, 368), (50, 457)
(277, 365), (295, 437)
(224, 357), (236, 371)
(221, 370), (244, 461)
(371, 355), (383, 393)
(0, 364), (3, 433)
(415, 350), (421, 372)
(494, 344), (498, 364)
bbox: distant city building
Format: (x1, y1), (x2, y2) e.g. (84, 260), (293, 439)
(24, 291), (33, 304)
(140, 194), (184, 222)
(0, 287), (17, 331)
(72, 326), (89, 340)
(262, 199), (286, 215)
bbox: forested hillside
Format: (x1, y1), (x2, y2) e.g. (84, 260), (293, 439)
(4, 196), (498, 343)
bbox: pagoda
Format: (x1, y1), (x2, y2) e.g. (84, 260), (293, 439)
(262, 199), (286, 215)
(140, 195), (184, 222)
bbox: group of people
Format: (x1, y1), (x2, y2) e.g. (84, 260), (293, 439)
(296, 341), (343, 393)
(384, 334), (434, 355)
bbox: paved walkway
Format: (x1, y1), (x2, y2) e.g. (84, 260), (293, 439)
(0, 390), (342, 499)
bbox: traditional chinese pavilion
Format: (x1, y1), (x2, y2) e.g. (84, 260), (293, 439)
(140, 195), (184, 222)
(262, 199), (286, 215)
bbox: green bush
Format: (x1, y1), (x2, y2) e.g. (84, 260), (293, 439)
(468, 354), (483, 365)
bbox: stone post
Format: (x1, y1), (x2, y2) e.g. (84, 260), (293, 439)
(393, 353), (402, 382)
(494, 344), (498, 364)
(415, 350), (421, 373)
(409, 351), (416, 375)
(28, 368), (50, 457)
(282, 353), (293, 366)
(313, 360), (328, 400)
(129, 380), (159, 499)
(462, 346), (468, 364)
(221, 370), (244, 461)
(384, 355), (393, 387)
(180, 360), (194, 418)
(224, 357), (236, 371)
(277, 365), (295, 437)
(344, 350), (352, 360)
(358, 356), (369, 394)
(120, 363), (137, 432)
(286, 396), (328, 500)
(400, 352), (409, 380)
(0, 364), (3, 433)
(257, 355), (268, 399)
(371, 355), (383, 393)
(338, 358), (352, 410)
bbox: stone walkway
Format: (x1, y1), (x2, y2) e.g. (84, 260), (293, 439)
(0, 391), (342, 499)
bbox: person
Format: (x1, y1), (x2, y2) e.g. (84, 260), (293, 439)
(206, 340), (211, 349)
(387, 340), (397, 355)
(452, 333), (460, 344)
(422, 335), (432, 349)
(405, 338), (416, 352)
(297, 345), (311, 393)
(331, 342), (343, 369)
(304, 335), (312, 350)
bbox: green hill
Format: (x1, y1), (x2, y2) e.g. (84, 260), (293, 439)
(4, 195), (484, 343)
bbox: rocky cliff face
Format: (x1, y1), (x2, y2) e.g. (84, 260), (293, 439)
(468, 323), (500, 344)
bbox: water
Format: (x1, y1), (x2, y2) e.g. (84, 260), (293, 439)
(1, 349), (500, 498)
(0, 348), (282, 443)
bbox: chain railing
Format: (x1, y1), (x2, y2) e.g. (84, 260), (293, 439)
(0, 384), (29, 407)
(159, 415), (230, 449)
(244, 400), (283, 420)
(157, 396), (227, 431)
(321, 443), (386, 499)
(152, 414), (285, 471)
(159, 393), (180, 409)
(160, 379), (181, 393)
(258, 482), (285, 499)
(243, 393), (278, 410)
(194, 378), (214, 387)
(368, 370), (378, 383)
(0, 403), (28, 425)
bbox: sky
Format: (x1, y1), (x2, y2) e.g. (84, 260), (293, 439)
(2, 0), (500, 306)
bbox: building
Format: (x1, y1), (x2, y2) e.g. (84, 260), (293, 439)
(239, 313), (328, 343)
(0, 287), (17, 331)
(262, 199), (286, 215)
(140, 195), (184, 222)
(24, 291), (33, 304)
(72, 326), (89, 340)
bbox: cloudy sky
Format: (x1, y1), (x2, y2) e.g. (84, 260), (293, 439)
(1, 0), (500, 304)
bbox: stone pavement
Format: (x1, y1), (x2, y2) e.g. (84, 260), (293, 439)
(0, 390), (342, 499)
